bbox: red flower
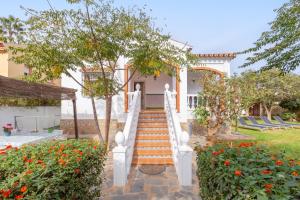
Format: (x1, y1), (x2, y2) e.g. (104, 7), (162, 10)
(26, 159), (33, 163)
(0, 151), (6, 155)
(15, 195), (24, 199)
(74, 168), (80, 174)
(212, 151), (220, 156)
(93, 146), (97, 150)
(2, 189), (12, 198)
(264, 184), (272, 193)
(37, 160), (43, 164)
(275, 160), (283, 166)
(224, 160), (230, 166)
(76, 157), (82, 162)
(20, 186), (27, 193)
(292, 171), (299, 177)
(261, 170), (272, 175)
(5, 145), (12, 150)
(234, 170), (242, 176)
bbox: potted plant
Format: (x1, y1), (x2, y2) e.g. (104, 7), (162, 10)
(3, 123), (13, 136)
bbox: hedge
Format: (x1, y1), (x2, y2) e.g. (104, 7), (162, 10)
(0, 139), (106, 200)
(196, 143), (300, 200)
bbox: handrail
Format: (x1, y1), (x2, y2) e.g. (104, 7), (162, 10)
(164, 83), (193, 186)
(113, 84), (141, 186)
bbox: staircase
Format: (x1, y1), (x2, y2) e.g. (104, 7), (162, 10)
(132, 110), (173, 165)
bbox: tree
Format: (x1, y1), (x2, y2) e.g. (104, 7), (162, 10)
(239, 69), (300, 120)
(241, 0), (300, 72)
(0, 15), (25, 43)
(193, 71), (243, 143)
(11, 0), (195, 144)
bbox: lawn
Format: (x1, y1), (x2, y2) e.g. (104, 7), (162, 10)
(237, 127), (300, 159)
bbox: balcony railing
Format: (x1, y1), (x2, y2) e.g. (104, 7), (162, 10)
(187, 94), (199, 110)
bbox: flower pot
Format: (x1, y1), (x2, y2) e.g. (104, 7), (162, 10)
(3, 131), (11, 137)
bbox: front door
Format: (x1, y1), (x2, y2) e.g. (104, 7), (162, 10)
(134, 82), (145, 109)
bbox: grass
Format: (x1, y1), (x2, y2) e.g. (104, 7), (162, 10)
(237, 126), (300, 159)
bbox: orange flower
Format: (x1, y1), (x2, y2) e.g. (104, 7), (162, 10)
(20, 186), (27, 193)
(275, 160), (283, 166)
(23, 156), (27, 162)
(25, 170), (32, 175)
(234, 170), (242, 176)
(224, 160), (230, 166)
(58, 158), (66, 166)
(15, 195), (24, 199)
(292, 171), (299, 177)
(74, 168), (80, 174)
(261, 170), (272, 175)
(37, 160), (43, 164)
(2, 189), (12, 198)
(264, 184), (272, 193)
(239, 142), (253, 148)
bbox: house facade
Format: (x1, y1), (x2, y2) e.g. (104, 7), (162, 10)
(60, 40), (235, 135)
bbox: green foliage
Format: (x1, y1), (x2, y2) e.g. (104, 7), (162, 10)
(0, 15), (25, 43)
(280, 112), (297, 121)
(241, 0), (300, 72)
(196, 143), (300, 200)
(0, 98), (60, 107)
(0, 140), (106, 199)
(193, 105), (209, 125)
(280, 99), (300, 112)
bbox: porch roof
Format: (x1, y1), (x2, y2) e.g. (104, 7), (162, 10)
(196, 53), (236, 59)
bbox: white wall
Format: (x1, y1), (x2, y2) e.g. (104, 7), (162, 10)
(0, 106), (60, 134)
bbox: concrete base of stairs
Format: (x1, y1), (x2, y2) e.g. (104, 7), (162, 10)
(100, 152), (200, 200)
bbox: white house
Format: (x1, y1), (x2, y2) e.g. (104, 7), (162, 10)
(60, 40), (235, 135)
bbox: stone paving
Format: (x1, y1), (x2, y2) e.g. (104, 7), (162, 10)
(100, 134), (206, 200)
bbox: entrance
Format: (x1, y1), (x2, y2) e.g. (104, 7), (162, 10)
(134, 82), (145, 109)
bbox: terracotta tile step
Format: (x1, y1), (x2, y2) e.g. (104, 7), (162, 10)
(138, 120), (167, 123)
(138, 124), (168, 128)
(140, 110), (165, 114)
(136, 135), (169, 140)
(135, 142), (171, 148)
(134, 149), (172, 156)
(137, 130), (169, 134)
(132, 157), (173, 165)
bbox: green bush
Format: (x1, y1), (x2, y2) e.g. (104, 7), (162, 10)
(0, 139), (106, 199)
(280, 112), (297, 121)
(196, 143), (300, 200)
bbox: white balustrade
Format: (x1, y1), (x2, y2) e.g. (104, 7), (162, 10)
(187, 94), (199, 110)
(113, 84), (141, 186)
(164, 84), (193, 186)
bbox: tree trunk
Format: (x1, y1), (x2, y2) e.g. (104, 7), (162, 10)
(263, 104), (273, 121)
(90, 96), (104, 142)
(206, 125), (220, 146)
(104, 96), (112, 147)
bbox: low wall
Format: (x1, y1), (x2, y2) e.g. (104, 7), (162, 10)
(0, 106), (61, 134)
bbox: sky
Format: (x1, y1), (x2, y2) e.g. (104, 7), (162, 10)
(1, 0), (295, 74)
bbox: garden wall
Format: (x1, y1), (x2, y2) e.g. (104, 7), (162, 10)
(0, 106), (60, 134)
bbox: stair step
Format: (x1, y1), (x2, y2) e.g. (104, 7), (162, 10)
(139, 115), (166, 119)
(132, 157), (173, 165)
(135, 142), (171, 148)
(140, 110), (165, 114)
(138, 124), (168, 128)
(134, 149), (172, 156)
(136, 135), (169, 140)
(138, 120), (167, 123)
(137, 130), (169, 134)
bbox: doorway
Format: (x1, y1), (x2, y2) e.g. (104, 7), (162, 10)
(134, 82), (145, 109)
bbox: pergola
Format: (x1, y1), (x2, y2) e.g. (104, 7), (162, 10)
(0, 75), (79, 138)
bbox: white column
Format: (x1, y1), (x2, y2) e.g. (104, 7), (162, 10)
(179, 67), (187, 122)
(178, 131), (193, 186)
(113, 131), (127, 186)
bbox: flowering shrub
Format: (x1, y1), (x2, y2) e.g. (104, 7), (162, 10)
(0, 140), (106, 199)
(196, 143), (300, 199)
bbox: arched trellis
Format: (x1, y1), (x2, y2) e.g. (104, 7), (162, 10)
(124, 64), (181, 113)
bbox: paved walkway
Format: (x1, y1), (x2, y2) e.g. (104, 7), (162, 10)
(100, 135), (206, 200)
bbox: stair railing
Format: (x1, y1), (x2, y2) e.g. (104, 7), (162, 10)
(113, 84), (141, 186)
(164, 83), (193, 186)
